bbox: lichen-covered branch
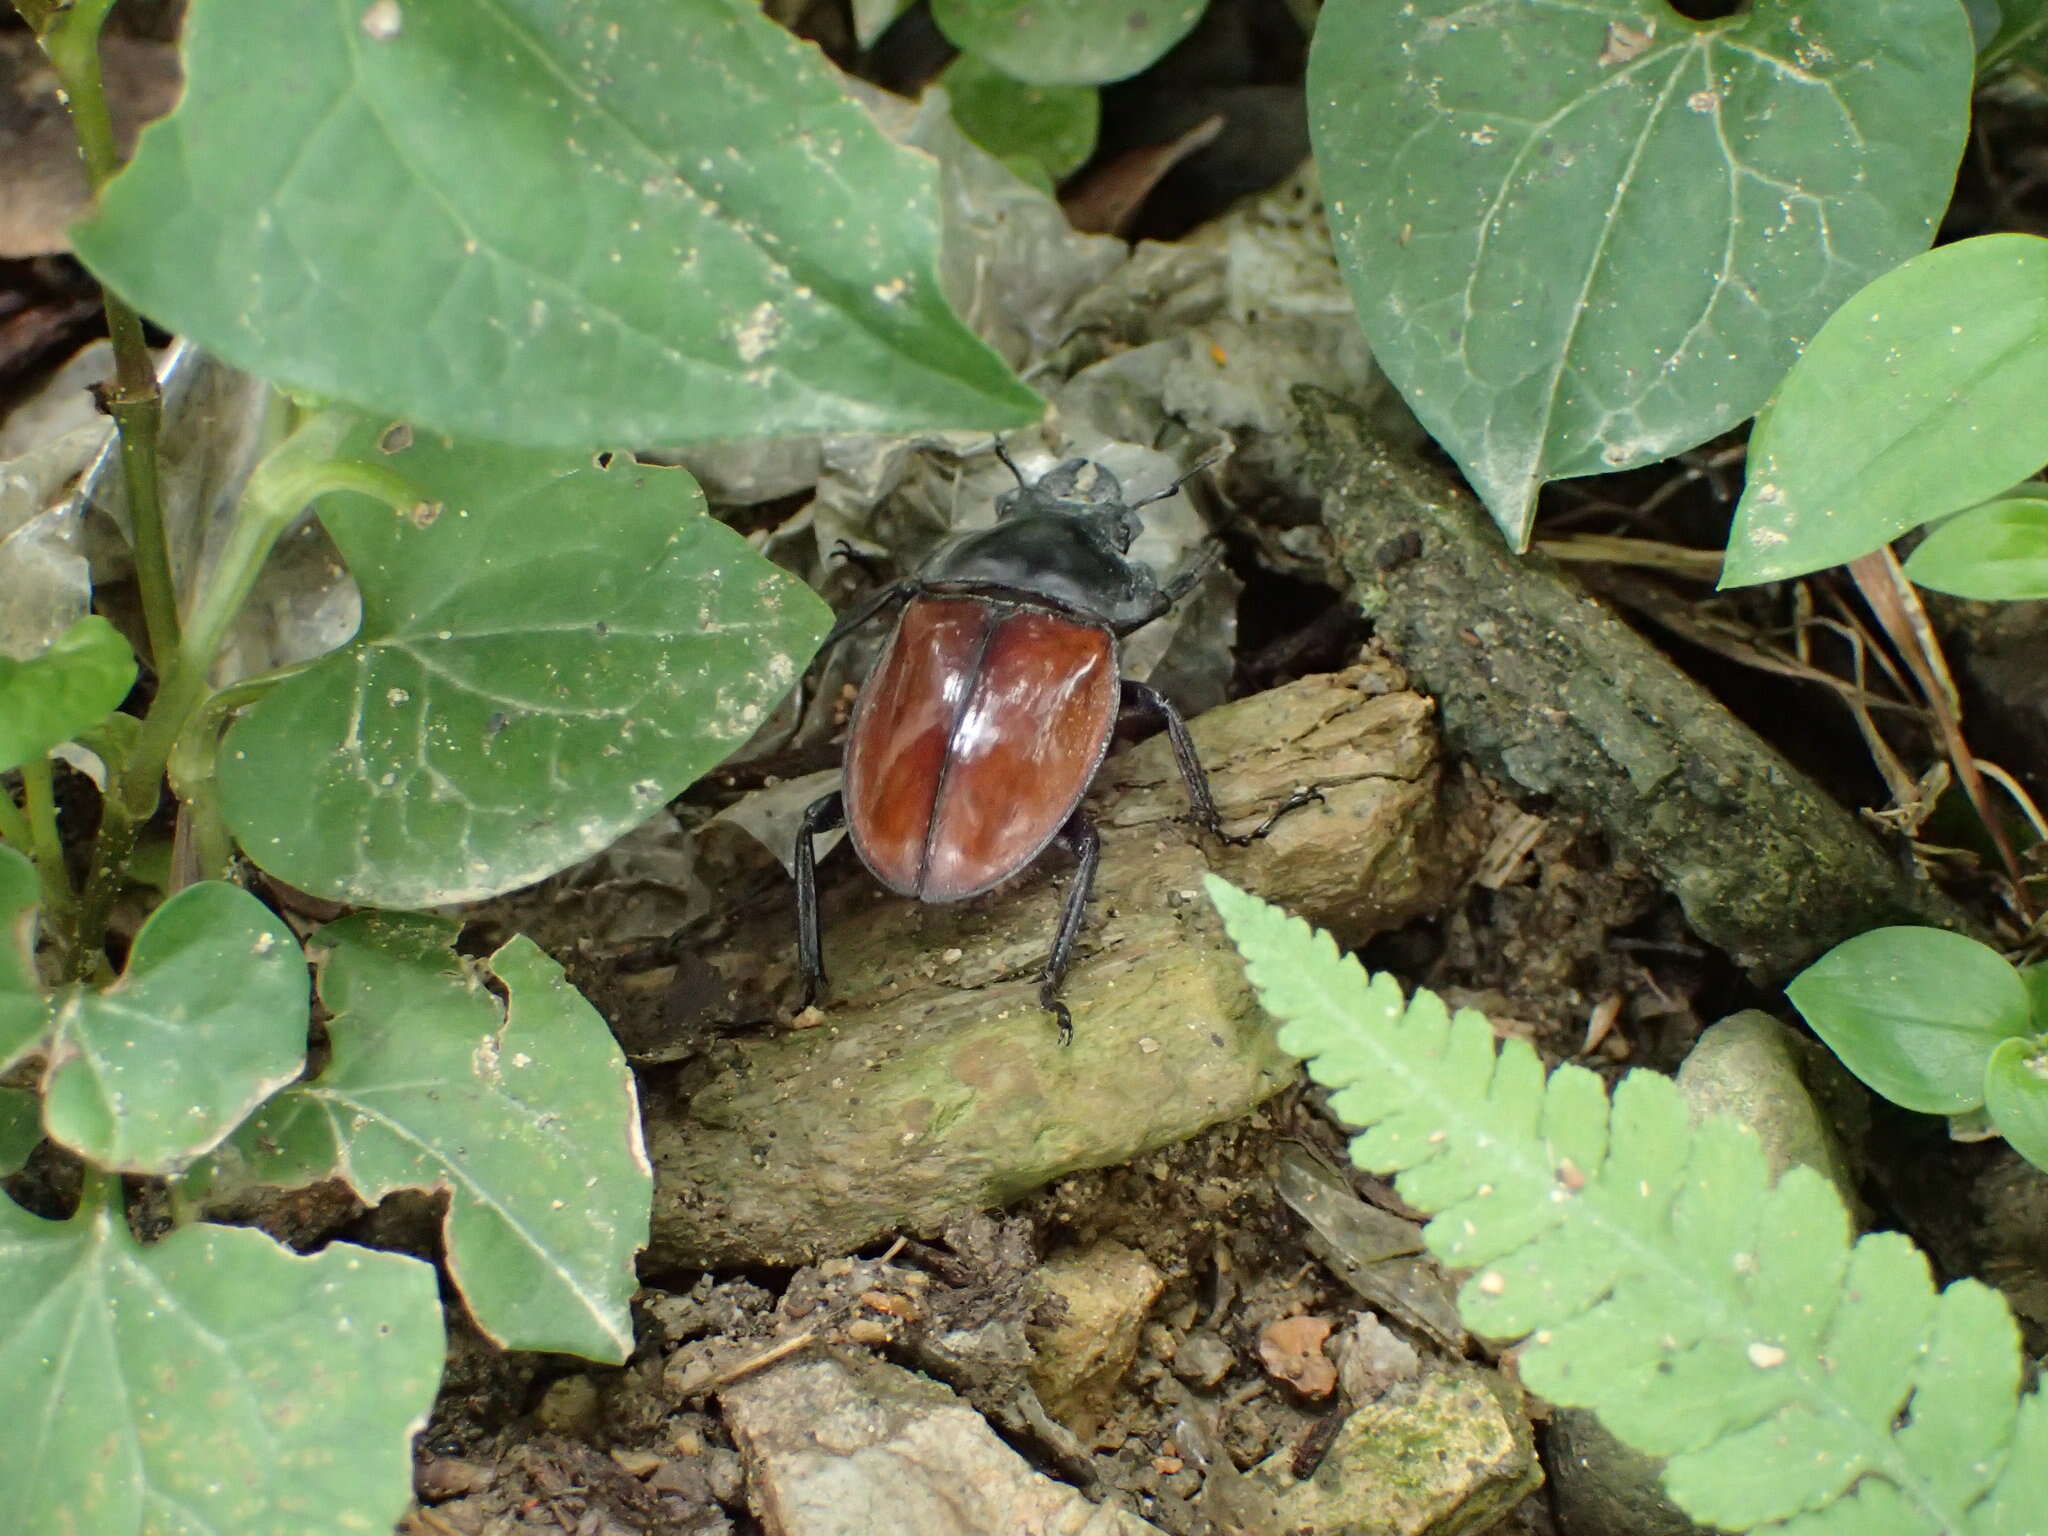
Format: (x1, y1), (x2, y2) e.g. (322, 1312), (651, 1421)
(1295, 387), (1966, 979)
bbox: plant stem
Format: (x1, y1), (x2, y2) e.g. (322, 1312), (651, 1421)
(75, 1163), (117, 1222)
(20, 0), (180, 670)
(67, 414), (424, 974)
(18, 757), (80, 927)
(0, 783), (34, 857)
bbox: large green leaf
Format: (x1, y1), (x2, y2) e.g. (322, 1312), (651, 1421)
(1725, 236), (2048, 585)
(71, 0), (1041, 451)
(931, 0), (1205, 86)
(42, 881), (308, 1174)
(0, 615), (135, 772)
(218, 426), (829, 906)
(215, 913), (650, 1362)
(1787, 927), (2032, 1116)
(0, 1194), (441, 1536)
(0, 846), (42, 1073)
(1309, 0), (1972, 548)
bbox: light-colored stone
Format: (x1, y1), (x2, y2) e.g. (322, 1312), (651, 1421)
(1676, 1010), (1859, 1199)
(1027, 1240), (1166, 1442)
(1204, 1362), (1539, 1536)
(721, 1351), (1165, 1536)
(1547, 1010), (1869, 1536)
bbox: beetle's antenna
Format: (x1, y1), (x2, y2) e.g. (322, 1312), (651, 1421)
(1129, 451), (1223, 509)
(990, 440), (1031, 490)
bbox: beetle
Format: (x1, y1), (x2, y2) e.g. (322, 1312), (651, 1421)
(794, 445), (1313, 1042)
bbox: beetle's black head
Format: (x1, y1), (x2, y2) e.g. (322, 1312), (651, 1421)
(994, 457), (1145, 552)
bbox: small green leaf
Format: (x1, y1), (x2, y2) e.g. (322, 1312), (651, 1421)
(0, 846), (43, 1073)
(0, 1195), (441, 1536)
(0, 1088), (38, 1176)
(73, 0), (1041, 451)
(1309, 0), (1974, 548)
(931, 0), (1205, 86)
(239, 912), (649, 1362)
(1902, 493), (2048, 600)
(0, 616), (135, 773)
(1725, 235), (2048, 585)
(2023, 962), (2048, 1027)
(1785, 927), (2031, 1115)
(218, 427), (830, 907)
(43, 882), (308, 1174)
(1978, 0), (2048, 69)
(1985, 1036), (2048, 1174)
(940, 53), (1100, 184)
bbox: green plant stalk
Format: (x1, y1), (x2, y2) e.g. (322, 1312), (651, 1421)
(69, 414), (426, 976)
(0, 783), (32, 855)
(17, 758), (80, 937)
(167, 662), (313, 882)
(19, 0), (180, 669)
(73, 1162), (117, 1222)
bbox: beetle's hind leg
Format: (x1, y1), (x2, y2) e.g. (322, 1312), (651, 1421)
(1038, 811), (1102, 1047)
(1122, 679), (1323, 845)
(795, 790), (846, 1009)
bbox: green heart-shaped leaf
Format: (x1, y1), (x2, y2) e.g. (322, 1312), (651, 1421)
(1787, 926), (2031, 1115)
(219, 426), (830, 907)
(73, 0), (1040, 450)
(1310, 0), (1973, 547)
(0, 616), (135, 773)
(0, 1195), (441, 1536)
(43, 881), (308, 1173)
(218, 912), (649, 1362)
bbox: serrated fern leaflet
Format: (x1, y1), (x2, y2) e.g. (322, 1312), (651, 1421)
(1206, 877), (2048, 1536)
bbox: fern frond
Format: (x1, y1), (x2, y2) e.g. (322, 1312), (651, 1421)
(1207, 877), (2044, 1536)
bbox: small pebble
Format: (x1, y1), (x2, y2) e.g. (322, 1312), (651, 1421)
(1172, 1328), (1235, 1389)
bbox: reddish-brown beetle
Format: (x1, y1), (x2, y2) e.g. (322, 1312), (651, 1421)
(795, 447), (1312, 1041)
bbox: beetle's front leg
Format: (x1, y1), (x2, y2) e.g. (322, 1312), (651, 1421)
(1159, 540), (1224, 608)
(817, 579), (915, 656)
(1037, 810), (1102, 1047)
(794, 790), (846, 1008)
(1121, 679), (1322, 845)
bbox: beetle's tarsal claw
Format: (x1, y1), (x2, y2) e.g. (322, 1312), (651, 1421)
(1040, 984), (1074, 1046)
(1214, 785), (1326, 847)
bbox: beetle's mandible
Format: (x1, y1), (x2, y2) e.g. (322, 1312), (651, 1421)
(794, 446), (1313, 1043)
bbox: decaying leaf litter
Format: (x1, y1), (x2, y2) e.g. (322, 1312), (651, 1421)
(5, 3), (2048, 1534)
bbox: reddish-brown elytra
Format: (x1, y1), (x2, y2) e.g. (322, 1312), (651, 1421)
(795, 445), (1314, 1042)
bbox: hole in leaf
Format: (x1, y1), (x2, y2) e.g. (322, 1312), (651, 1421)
(1664, 0), (1746, 18)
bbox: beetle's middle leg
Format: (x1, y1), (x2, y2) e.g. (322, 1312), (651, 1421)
(1121, 679), (1321, 844)
(1038, 810), (1101, 1047)
(795, 790), (845, 1008)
